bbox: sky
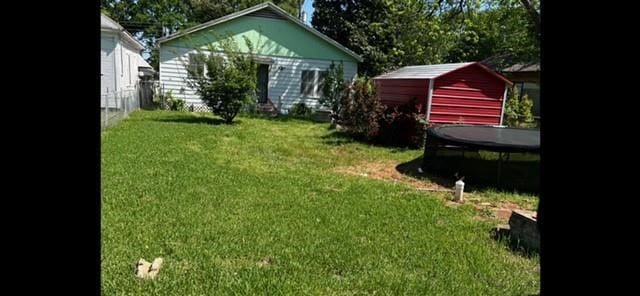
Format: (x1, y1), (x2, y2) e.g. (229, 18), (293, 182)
(302, 0), (315, 25)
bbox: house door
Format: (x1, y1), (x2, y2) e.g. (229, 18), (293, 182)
(256, 64), (269, 103)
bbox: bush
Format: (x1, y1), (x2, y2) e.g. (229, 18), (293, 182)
(338, 78), (384, 140)
(186, 36), (257, 123)
(152, 90), (186, 111)
(165, 91), (186, 111)
(336, 79), (426, 147)
(377, 98), (426, 148)
(504, 86), (535, 128)
(319, 62), (347, 121)
(289, 102), (312, 117)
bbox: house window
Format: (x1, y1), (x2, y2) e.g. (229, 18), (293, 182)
(300, 70), (328, 97)
(188, 53), (206, 77)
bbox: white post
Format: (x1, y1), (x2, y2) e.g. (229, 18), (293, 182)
(499, 83), (508, 126)
(454, 180), (465, 202)
(425, 79), (434, 121)
(104, 94), (108, 128)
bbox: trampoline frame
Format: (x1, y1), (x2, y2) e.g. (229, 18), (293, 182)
(421, 125), (540, 185)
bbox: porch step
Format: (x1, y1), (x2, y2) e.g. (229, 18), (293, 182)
(257, 102), (278, 116)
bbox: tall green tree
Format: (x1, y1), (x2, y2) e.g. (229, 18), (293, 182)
(444, 0), (539, 69)
(313, 0), (459, 76)
(190, 0), (302, 23)
(102, 0), (197, 70)
(312, 0), (540, 76)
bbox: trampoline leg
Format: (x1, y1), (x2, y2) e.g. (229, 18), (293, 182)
(422, 140), (438, 170)
(497, 152), (502, 186)
(422, 144), (428, 170)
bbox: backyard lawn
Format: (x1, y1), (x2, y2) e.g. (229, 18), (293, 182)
(101, 110), (539, 295)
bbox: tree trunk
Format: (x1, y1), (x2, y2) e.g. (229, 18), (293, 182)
(519, 0), (541, 43)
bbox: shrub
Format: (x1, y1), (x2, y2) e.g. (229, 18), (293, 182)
(377, 98), (426, 148)
(186, 36), (257, 123)
(289, 102), (312, 117)
(338, 78), (384, 140)
(153, 90), (186, 111)
(504, 86), (535, 128)
(319, 62), (347, 121)
(165, 91), (186, 111)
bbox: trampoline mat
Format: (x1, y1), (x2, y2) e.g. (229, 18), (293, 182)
(426, 125), (540, 153)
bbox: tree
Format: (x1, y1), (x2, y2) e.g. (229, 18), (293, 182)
(312, 0), (540, 76)
(313, 0), (463, 76)
(186, 36), (258, 123)
(503, 86), (534, 127)
(102, 0), (197, 69)
(445, 0), (539, 68)
(190, 0), (302, 24)
(319, 62), (346, 121)
(519, 0), (540, 43)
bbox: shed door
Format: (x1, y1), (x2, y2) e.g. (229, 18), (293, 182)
(101, 36), (116, 95)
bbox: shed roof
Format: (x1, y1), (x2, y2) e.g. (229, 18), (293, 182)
(373, 62), (512, 85)
(502, 63), (540, 73)
(157, 2), (362, 62)
(138, 55), (153, 69)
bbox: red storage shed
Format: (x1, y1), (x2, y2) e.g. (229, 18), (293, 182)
(373, 62), (513, 125)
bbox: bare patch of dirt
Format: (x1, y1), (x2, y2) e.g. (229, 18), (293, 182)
(334, 161), (534, 222)
(472, 201), (535, 222)
(257, 256), (274, 268)
(334, 161), (452, 192)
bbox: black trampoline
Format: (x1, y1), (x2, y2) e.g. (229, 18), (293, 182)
(425, 125), (540, 153)
(422, 125), (540, 187)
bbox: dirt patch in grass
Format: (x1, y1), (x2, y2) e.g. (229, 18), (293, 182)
(335, 161), (534, 222)
(472, 201), (533, 222)
(334, 161), (451, 192)
(214, 256), (275, 270)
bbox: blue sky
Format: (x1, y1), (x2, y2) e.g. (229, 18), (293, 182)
(302, 0), (314, 25)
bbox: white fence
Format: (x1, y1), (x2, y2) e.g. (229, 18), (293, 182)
(101, 88), (140, 130)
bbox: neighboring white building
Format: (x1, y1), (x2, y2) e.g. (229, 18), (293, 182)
(138, 55), (156, 79)
(101, 13), (145, 95)
(157, 2), (362, 113)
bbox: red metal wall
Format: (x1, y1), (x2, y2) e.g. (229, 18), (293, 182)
(430, 64), (506, 125)
(375, 79), (428, 112)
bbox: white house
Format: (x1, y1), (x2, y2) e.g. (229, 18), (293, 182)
(101, 13), (145, 95)
(157, 2), (362, 113)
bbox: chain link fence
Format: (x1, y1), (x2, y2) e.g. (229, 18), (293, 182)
(101, 88), (140, 130)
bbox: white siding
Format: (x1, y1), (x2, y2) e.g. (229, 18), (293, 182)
(100, 33), (116, 95)
(109, 34), (142, 95)
(160, 45), (357, 113)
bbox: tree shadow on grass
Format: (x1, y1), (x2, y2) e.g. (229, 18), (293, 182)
(395, 157), (458, 188)
(240, 112), (331, 124)
(320, 130), (422, 153)
(396, 154), (540, 194)
(151, 113), (235, 125)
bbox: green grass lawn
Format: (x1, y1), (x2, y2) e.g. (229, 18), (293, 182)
(101, 110), (539, 295)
